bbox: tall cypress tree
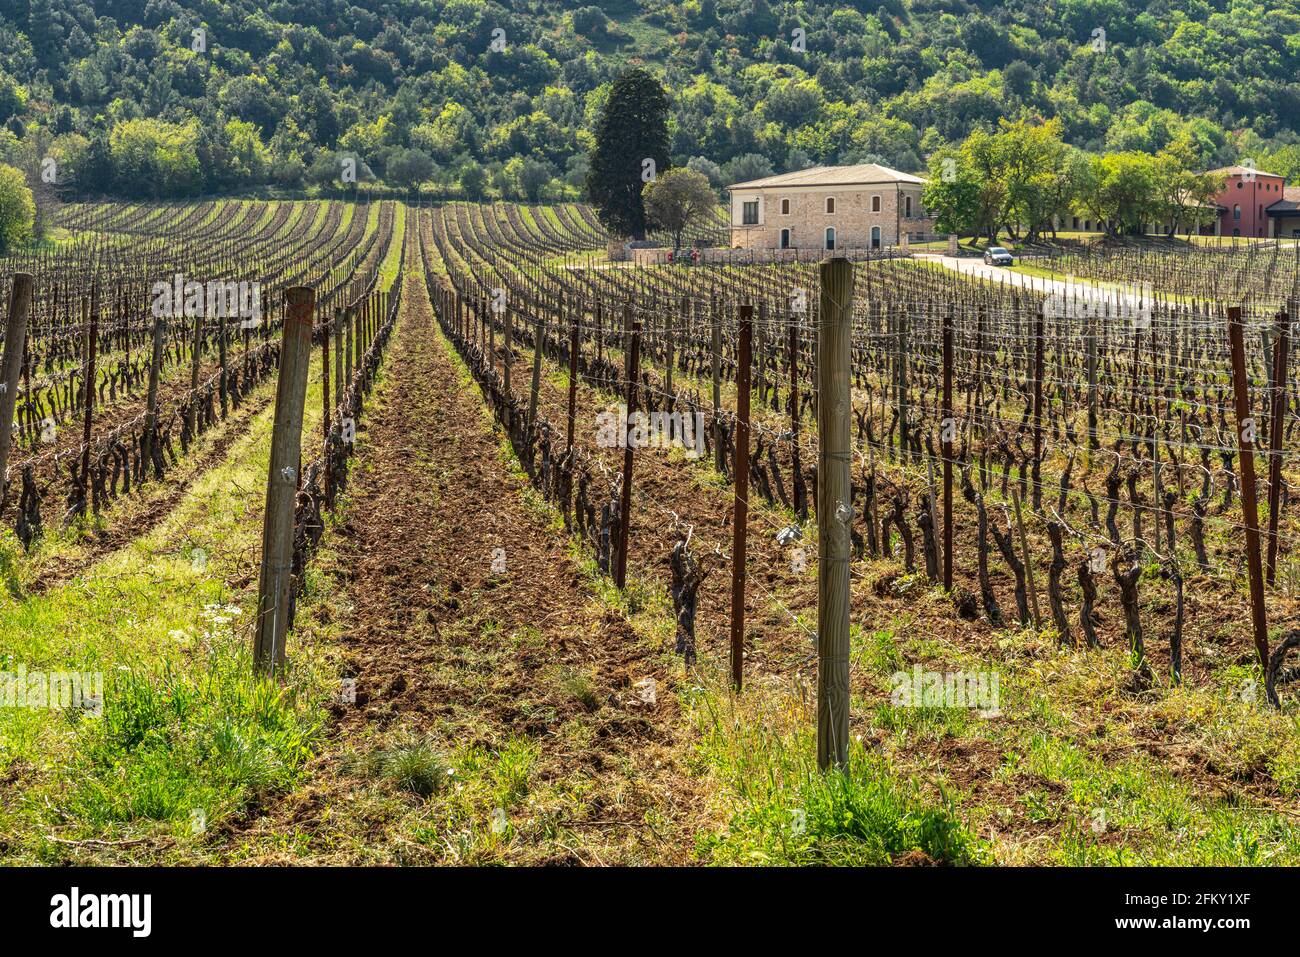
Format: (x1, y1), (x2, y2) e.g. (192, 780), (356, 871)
(586, 68), (669, 240)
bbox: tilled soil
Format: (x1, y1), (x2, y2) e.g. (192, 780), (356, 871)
(243, 231), (705, 864)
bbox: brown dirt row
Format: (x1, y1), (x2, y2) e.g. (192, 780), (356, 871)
(236, 223), (706, 864)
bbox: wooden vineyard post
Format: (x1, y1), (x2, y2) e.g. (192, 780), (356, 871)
(789, 308), (806, 519)
(817, 257), (853, 771)
(79, 282), (100, 513)
(344, 304), (354, 395)
(488, 291), (496, 376)
(322, 309), (333, 504)
(254, 286), (315, 676)
(144, 307), (165, 478)
(186, 303), (203, 437)
(942, 308), (954, 590)
(502, 301), (513, 398)
(360, 297), (368, 357)
(1031, 308), (1045, 510)
(218, 310), (229, 418)
(528, 306), (545, 431)
(731, 304), (753, 690)
(333, 309), (344, 410)
(711, 295), (724, 472)
(1266, 309), (1290, 583)
(615, 310), (641, 590)
(0, 273), (33, 498)
(665, 295), (679, 397)
(1227, 306), (1270, 672)
(566, 311), (579, 453)
(896, 306), (909, 463)
(1087, 309), (1099, 450)
(364, 297), (372, 354)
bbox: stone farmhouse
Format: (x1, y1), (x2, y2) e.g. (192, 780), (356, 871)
(726, 164), (937, 252)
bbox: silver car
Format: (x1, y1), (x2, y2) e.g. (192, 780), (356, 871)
(984, 246), (1013, 266)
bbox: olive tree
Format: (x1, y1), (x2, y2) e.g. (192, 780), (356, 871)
(643, 167), (717, 251)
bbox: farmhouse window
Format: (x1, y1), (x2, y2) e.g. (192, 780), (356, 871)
(826, 197), (836, 214)
(871, 195), (881, 213)
(781, 198), (790, 214)
(742, 201), (759, 225)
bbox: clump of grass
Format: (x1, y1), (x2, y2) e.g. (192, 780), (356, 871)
(852, 625), (904, 677)
(491, 738), (537, 808)
(61, 641), (321, 831)
(560, 669), (600, 712)
(0, 534), (26, 599)
(370, 738), (453, 798)
(687, 670), (984, 866)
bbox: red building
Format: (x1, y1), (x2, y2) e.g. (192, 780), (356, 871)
(1209, 165), (1288, 238)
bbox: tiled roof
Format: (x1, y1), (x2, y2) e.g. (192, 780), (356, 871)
(1266, 185), (1300, 215)
(1209, 164), (1285, 178)
(728, 163), (926, 190)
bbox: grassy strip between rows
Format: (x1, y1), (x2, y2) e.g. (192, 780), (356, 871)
(0, 348), (332, 860)
(0, 203), (412, 860)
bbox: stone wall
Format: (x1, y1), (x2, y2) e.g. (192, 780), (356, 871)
(729, 185), (936, 250)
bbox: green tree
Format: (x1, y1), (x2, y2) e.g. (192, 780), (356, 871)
(643, 167), (717, 251)
(0, 72), (28, 126)
(922, 150), (983, 240)
(388, 148), (435, 189)
(998, 119), (1075, 242)
(0, 164), (35, 253)
(1076, 152), (1162, 237)
(518, 158), (553, 202)
(1155, 133), (1224, 236)
(459, 160), (488, 199)
(721, 153), (775, 185)
(586, 68), (669, 240)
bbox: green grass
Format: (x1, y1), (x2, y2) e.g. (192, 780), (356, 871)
(64, 642), (320, 831)
(686, 668), (985, 866)
(0, 341), (336, 860)
(379, 202), (407, 292)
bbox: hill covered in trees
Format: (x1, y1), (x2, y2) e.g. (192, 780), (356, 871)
(1, 0), (1299, 203)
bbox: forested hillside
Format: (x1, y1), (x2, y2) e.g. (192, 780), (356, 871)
(1, 0), (1299, 201)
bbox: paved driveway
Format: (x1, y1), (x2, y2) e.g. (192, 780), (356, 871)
(913, 254), (1152, 317)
